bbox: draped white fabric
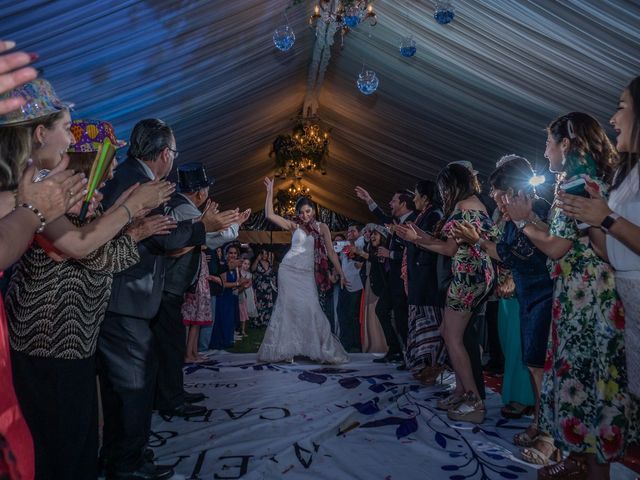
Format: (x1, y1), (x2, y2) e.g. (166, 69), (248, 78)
(2, 1), (639, 220)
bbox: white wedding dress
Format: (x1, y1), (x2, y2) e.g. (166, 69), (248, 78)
(257, 227), (349, 364)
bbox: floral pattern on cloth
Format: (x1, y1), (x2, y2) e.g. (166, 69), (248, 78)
(253, 261), (276, 328)
(295, 219), (332, 292)
(182, 253), (212, 326)
(539, 171), (630, 463)
(442, 208), (496, 312)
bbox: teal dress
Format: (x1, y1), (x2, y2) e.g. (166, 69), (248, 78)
(498, 296), (534, 406)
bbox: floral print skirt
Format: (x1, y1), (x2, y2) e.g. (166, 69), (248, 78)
(539, 261), (629, 463)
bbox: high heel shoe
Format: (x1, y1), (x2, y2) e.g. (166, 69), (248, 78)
(447, 392), (486, 424)
(521, 434), (562, 465)
(436, 391), (466, 411)
(537, 453), (587, 479)
(513, 424), (539, 447)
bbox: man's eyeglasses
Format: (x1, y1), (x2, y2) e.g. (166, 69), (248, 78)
(167, 147), (179, 159)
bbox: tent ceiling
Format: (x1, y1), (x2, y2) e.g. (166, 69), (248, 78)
(3, 0), (639, 222)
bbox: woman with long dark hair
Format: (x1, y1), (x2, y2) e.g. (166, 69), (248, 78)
(453, 155), (552, 448)
(506, 112), (629, 479)
(397, 163), (495, 423)
(560, 77), (640, 408)
(257, 177), (348, 363)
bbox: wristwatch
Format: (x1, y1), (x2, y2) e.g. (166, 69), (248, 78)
(600, 213), (620, 233)
(515, 213), (541, 230)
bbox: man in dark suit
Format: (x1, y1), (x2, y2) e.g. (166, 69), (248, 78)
(153, 162), (249, 418)
(355, 186), (416, 363)
(97, 119), (238, 480)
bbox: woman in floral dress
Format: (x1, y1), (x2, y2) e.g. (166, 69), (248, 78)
(397, 162), (495, 424)
(252, 249), (277, 327)
(506, 112), (629, 480)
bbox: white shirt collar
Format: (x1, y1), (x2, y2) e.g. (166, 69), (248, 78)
(398, 211), (412, 223)
(136, 159), (156, 180)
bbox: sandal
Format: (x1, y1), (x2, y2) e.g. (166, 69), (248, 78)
(501, 402), (534, 419)
(522, 435), (562, 465)
(447, 392), (486, 424)
(513, 424), (539, 447)
(537, 454), (587, 480)
(436, 391), (466, 411)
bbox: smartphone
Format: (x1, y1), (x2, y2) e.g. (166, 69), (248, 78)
(559, 178), (589, 197)
(33, 169), (50, 182)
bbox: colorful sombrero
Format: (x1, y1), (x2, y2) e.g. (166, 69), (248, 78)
(68, 119), (127, 153)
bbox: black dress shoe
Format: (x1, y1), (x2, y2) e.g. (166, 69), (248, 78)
(183, 391), (205, 404)
(372, 356), (389, 363)
(159, 403), (207, 417)
(109, 461), (174, 480)
(143, 449), (155, 462)
(373, 352), (401, 363)
(395, 363), (407, 371)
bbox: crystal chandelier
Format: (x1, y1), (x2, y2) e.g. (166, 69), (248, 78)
(309, 0), (377, 32)
(270, 116), (329, 179)
(275, 181), (312, 217)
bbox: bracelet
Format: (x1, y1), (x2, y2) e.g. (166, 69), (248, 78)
(14, 203), (46, 233)
(119, 204), (133, 224)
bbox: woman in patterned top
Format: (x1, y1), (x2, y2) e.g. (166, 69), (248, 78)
(506, 112), (629, 480)
(397, 162), (495, 424)
(4, 118), (175, 480)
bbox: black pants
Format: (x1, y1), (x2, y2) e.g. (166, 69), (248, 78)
(390, 287), (409, 349)
(337, 289), (362, 351)
(483, 300), (504, 369)
(97, 312), (156, 473)
(11, 350), (98, 480)
(150, 291), (186, 410)
(377, 287), (408, 356)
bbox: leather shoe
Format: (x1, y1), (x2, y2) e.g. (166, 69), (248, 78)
(159, 403), (207, 417)
(396, 363), (407, 371)
(183, 391), (205, 404)
(109, 461), (174, 480)
(373, 352), (402, 363)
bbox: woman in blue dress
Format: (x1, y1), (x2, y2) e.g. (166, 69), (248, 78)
(210, 244), (250, 350)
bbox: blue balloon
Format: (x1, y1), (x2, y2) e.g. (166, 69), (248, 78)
(357, 70), (379, 95)
(273, 25), (295, 52)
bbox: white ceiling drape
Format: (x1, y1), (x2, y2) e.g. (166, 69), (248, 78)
(2, 0), (639, 220)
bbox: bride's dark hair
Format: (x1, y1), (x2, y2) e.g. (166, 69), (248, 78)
(295, 197), (315, 215)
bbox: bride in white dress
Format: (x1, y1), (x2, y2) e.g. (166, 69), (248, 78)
(257, 177), (349, 364)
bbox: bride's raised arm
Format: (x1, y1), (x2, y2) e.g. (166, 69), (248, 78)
(264, 177), (296, 231)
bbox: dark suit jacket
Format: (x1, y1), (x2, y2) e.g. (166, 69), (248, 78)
(162, 194), (204, 296)
(101, 157), (206, 319)
(405, 205), (443, 306)
(371, 205), (417, 295)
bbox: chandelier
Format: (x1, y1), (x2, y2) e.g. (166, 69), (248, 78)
(270, 116), (329, 179)
(309, 0), (377, 32)
(275, 181), (312, 217)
